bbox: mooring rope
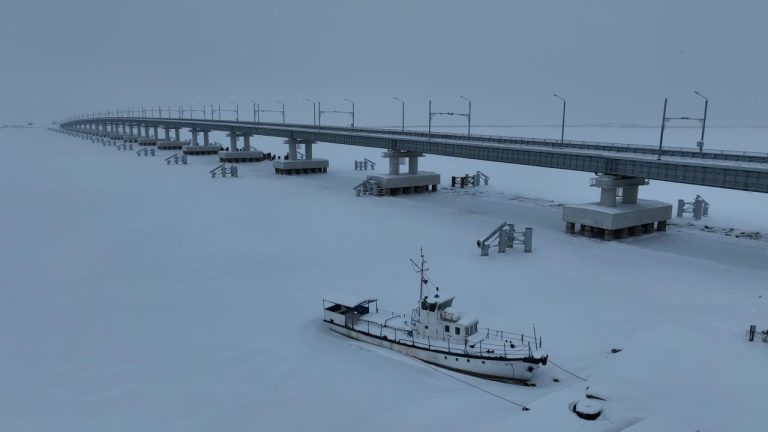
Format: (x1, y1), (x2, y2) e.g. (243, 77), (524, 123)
(548, 359), (588, 382)
(414, 358), (531, 411)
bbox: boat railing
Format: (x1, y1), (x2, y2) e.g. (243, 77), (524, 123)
(480, 327), (542, 350)
(357, 320), (540, 359)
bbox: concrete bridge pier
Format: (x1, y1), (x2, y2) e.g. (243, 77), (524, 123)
(219, 132), (265, 163)
(156, 126), (174, 150)
(123, 124), (139, 144)
(362, 150), (439, 195)
(136, 123), (157, 146)
(563, 175), (671, 241)
(182, 128), (220, 156)
(157, 127), (184, 150)
(273, 138), (328, 174)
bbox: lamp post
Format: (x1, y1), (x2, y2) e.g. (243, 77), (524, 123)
(251, 101), (258, 122)
(657, 98), (668, 160)
(393, 97), (405, 131)
(553, 93), (566, 144)
(276, 100), (286, 123)
(459, 95), (471, 137)
(344, 98), (355, 128)
(305, 98), (317, 125)
(694, 91), (708, 152)
(230, 102), (239, 121)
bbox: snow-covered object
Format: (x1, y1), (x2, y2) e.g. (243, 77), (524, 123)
(573, 399), (603, 420)
(440, 307), (461, 322)
(323, 253), (547, 383)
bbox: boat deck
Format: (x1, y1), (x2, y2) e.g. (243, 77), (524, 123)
(353, 311), (543, 360)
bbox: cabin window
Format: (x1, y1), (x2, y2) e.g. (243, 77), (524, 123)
(455, 327), (460, 335)
(428, 303), (437, 312)
(444, 325), (449, 332)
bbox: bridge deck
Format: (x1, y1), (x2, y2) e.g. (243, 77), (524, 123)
(63, 118), (768, 193)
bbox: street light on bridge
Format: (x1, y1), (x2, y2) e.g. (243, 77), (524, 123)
(344, 98), (355, 128)
(459, 95), (472, 137)
(305, 98), (317, 125)
(694, 91), (708, 152)
(276, 100), (286, 124)
(393, 97), (405, 131)
(553, 93), (566, 144)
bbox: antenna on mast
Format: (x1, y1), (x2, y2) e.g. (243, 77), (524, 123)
(410, 247), (429, 302)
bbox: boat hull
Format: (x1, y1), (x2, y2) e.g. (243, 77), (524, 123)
(326, 321), (538, 383)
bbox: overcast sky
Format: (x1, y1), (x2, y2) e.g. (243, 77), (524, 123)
(2, 0), (766, 127)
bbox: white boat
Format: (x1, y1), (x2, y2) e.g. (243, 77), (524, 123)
(323, 252), (548, 384)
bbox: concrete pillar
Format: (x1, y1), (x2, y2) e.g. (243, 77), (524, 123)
(153, 126), (158, 139)
(122, 124), (126, 134)
(144, 125), (150, 137)
(408, 156), (418, 174)
(565, 222), (575, 234)
(583, 225), (593, 238)
(288, 140), (297, 160)
(243, 135), (251, 151)
(203, 131), (210, 146)
(191, 129), (198, 146)
(657, 220), (667, 231)
(174, 128), (180, 142)
(137, 125), (143, 137)
(305, 142), (313, 159)
(622, 185), (639, 204)
(599, 187), (617, 207)
(164, 127), (170, 141)
(229, 133), (238, 151)
(389, 157), (400, 175)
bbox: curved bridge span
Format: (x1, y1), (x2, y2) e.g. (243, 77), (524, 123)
(61, 117), (768, 193)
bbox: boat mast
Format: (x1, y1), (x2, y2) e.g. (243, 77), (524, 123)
(410, 248), (428, 302)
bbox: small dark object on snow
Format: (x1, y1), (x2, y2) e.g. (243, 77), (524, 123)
(573, 399), (603, 421)
(610, 348), (622, 354)
(553, 378), (560, 383)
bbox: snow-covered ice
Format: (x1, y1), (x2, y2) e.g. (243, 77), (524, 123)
(1, 127), (767, 431)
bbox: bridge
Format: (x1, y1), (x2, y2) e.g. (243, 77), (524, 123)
(61, 117), (768, 193)
(60, 115), (767, 241)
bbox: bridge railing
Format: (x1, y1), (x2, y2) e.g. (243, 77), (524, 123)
(63, 117), (768, 161)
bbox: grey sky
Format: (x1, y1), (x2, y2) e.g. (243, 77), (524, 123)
(2, 0), (766, 127)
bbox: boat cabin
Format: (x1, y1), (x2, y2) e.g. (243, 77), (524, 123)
(323, 298), (378, 328)
(413, 294), (479, 344)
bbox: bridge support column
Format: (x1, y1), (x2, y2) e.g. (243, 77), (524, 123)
(218, 132), (265, 163)
(562, 175), (671, 241)
(158, 127), (185, 150)
(273, 138), (327, 174)
(359, 150), (439, 196)
(182, 129), (220, 156)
